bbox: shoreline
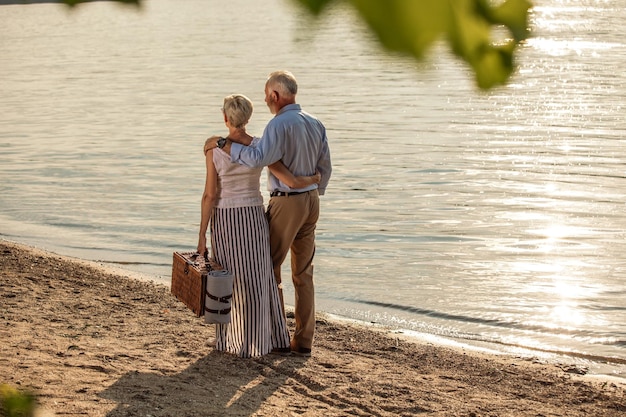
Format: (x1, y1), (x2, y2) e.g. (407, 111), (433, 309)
(6, 238), (625, 381)
(1, 239), (625, 416)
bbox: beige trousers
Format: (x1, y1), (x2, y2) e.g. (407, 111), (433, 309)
(266, 189), (320, 350)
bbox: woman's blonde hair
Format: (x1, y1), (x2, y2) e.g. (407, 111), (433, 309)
(222, 94), (253, 129)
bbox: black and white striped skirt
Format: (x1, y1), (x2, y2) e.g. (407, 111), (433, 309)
(210, 205), (290, 357)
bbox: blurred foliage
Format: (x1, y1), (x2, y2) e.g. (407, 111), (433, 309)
(294, 0), (533, 89)
(0, 384), (36, 417)
(61, 0), (531, 89)
(63, 0), (139, 6)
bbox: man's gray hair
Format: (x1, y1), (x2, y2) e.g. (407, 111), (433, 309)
(267, 70), (298, 97)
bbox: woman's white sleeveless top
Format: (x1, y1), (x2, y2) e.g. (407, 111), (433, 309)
(212, 137), (264, 208)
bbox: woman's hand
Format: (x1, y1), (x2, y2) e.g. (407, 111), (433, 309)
(197, 235), (207, 256)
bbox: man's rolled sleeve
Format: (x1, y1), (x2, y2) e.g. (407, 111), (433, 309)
(317, 139), (332, 196)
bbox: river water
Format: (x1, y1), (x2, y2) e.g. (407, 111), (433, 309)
(1, 0), (625, 378)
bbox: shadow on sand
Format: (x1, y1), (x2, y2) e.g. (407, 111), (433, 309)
(100, 350), (308, 416)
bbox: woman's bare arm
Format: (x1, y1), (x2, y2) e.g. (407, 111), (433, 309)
(198, 150), (218, 255)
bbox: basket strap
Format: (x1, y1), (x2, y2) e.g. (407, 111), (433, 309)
(203, 250), (215, 272)
(205, 307), (231, 315)
(206, 291), (232, 304)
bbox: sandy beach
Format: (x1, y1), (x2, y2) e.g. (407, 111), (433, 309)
(1, 239), (625, 416)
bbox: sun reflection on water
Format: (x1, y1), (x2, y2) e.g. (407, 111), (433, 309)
(549, 301), (585, 327)
(515, 220), (605, 331)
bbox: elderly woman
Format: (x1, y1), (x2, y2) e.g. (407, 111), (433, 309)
(197, 94), (319, 358)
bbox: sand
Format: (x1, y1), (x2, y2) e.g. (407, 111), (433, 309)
(1, 239), (625, 416)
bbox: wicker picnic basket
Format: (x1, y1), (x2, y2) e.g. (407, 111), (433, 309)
(171, 252), (233, 323)
(171, 252), (208, 317)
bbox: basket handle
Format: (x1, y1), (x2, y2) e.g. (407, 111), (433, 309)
(185, 251), (211, 271)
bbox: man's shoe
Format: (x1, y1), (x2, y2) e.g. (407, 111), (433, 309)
(291, 346), (312, 357)
(271, 347), (292, 356)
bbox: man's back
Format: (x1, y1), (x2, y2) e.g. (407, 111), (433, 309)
(231, 103), (332, 194)
(265, 104), (331, 193)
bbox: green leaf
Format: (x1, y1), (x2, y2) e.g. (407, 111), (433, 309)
(349, 0), (449, 58)
(445, 0), (525, 89)
(473, 44), (515, 89)
(490, 0), (532, 41)
(1, 384), (37, 417)
(448, 0), (492, 58)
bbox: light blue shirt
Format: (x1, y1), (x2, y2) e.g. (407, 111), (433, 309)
(230, 103), (332, 195)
